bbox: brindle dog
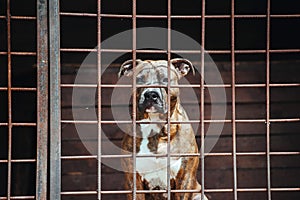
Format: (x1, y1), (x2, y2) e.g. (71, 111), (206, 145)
(119, 59), (208, 200)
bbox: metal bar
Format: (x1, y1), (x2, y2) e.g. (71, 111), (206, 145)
(2, 48), (300, 55)
(49, 0), (61, 199)
(270, 14), (300, 18)
(0, 159), (37, 163)
(60, 118), (300, 125)
(0, 16), (37, 20)
(266, 1), (272, 199)
(11, 123), (37, 126)
(36, 0), (48, 199)
(100, 14), (132, 18)
(61, 155), (98, 160)
(97, 0), (102, 199)
(271, 188), (300, 191)
(58, 48), (300, 54)
(61, 191), (98, 195)
(205, 188), (300, 193)
(0, 52), (37, 55)
(57, 151), (300, 161)
(0, 87), (37, 92)
(6, 0), (12, 199)
(59, 151), (300, 161)
(132, 1), (137, 199)
(231, 1), (238, 199)
(60, 12), (97, 17)
(167, 0), (171, 198)
(200, 0), (206, 199)
(61, 189), (210, 195)
(270, 83), (300, 87)
(60, 48), (97, 52)
(270, 49), (300, 53)
(60, 83), (300, 89)
(53, 13), (300, 19)
(269, 118), (300, 122)
(58, 187), (300, 195)
(0, 196), (35, 199)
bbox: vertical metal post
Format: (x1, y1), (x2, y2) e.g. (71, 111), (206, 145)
(97, 0), (102, 199)
(266, 0), (272, 199)
(167, 0), (171, 199)
(36, 0), (48, 199)
(132, 1), (137, 199)
(231, 0), (238, 200)
(49, 0), (61, 199)
(200, 0), (206, 199)
(6, 0), (12, 198)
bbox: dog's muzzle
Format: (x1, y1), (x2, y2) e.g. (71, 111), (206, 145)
(138, 88), (167, 113)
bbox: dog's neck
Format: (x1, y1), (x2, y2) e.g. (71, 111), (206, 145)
(148, 113), (163, 121)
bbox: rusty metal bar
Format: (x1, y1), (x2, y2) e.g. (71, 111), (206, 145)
(231, 1), (238, 199)
(6, 0), (12, 199)
(0, 52), (36, 55)
(36, 0), (48, 199)
(0, 123), (37, 126)
(49, 0), (61, 199)
(59, 187), (300, 196)
(0, 87), (37, 91)
(60, 48), (97, 52)
(270, 49), (300, 53)
(61, 191), (98, 195)
(266, 0), (272, 199)
(60, 118), (300, 125)
(207, 188), (300, 192)
(132, 1), (137, 199)
(97, 0), (102, 199)
(200, 0), (206, 199)
(60, 83), (300, 89)
(0, 16), (37, 20)
(0, 159), (36, 163)
(54, 12), (300, 19)
(59, 151), (300, 161)
(0, 196), (35, 199)
(0, 48), (297, 55)
(60, 12), (97, 17)
(167, 0), (172, 198)
(58, 48), (300, 54)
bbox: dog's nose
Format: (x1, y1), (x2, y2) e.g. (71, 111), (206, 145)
(144, 91), (159, 101)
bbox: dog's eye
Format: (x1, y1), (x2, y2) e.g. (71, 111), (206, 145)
(136, 77), (144, 83)
(162, 78), (169, 83)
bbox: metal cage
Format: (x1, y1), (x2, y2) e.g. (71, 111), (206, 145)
(0, 0), (300, 199)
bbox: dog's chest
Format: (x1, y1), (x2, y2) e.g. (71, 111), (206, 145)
(136, 122), (182, 190)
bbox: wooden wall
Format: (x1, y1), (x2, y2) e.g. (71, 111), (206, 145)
(59, 59), (300, 200)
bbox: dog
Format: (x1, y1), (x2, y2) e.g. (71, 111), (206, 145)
(119, 58), (208, 200)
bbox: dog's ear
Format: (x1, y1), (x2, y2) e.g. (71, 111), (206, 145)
(171, 58), (195, 78)
(118, 59), (142, 78)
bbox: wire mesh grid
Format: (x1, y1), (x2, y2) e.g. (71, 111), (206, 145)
(0, 0), (48, 199)
(50, 0), (300, 200)
(54, 0), (300, 200)
(0, 0), (300, 200)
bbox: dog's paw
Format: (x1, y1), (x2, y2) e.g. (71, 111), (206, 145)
(193, 194), (209, 200)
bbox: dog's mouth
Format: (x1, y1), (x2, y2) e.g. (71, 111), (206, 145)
(139, 100), (165, 114)
(145, 106), (158, 113)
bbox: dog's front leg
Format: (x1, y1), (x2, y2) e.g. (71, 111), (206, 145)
(173, 157), (202, 200)
(122, 156), (145, 200)
(124, 172), (145, 200)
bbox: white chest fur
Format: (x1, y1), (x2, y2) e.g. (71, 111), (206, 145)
(136, 120), (182, 189)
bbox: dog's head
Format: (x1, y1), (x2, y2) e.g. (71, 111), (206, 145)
(118, 59), (194, 118)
